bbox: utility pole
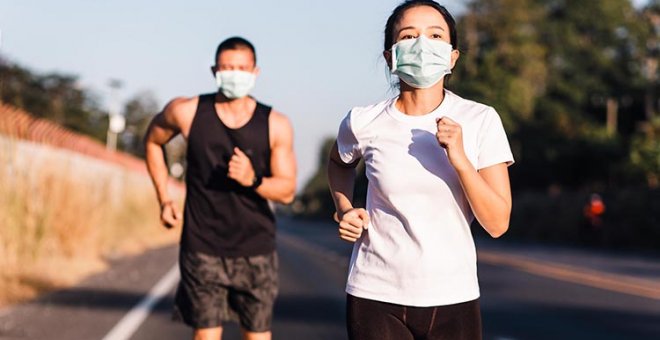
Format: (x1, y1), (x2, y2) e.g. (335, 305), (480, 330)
(107, 79), (124, 151)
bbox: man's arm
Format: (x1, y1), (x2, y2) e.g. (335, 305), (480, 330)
(144, 97), (194, 228)
(256, 110), (297, 204)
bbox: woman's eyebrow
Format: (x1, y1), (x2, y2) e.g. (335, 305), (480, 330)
(397, 26), (416, 34)
(397, 25), (445, 35)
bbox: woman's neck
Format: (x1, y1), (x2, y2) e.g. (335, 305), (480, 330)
(396, 81), (445, 116)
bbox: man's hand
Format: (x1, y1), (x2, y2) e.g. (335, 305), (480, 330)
(160, 201), (181, 229)
(228, 147), (256, 187)
(338, 208), (370, 243)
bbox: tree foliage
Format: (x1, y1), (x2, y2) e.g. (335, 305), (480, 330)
(630, 118), (660, 186)
(0, 57), (107, 141)
(451, 0), (659, 189)
(0, 57), (165, 159)
(454, 0), (548, 130)
(119, 91), (160, 157)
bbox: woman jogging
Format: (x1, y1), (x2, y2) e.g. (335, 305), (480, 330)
(327, 1), (514, 339)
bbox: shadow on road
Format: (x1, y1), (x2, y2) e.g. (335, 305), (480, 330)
(274, 294), (345, 325)
(33, 287), (147, 311)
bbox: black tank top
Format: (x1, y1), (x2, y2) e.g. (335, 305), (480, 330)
(182, 93), (275, 257)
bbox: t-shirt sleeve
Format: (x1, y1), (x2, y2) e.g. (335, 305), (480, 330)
(477, 108), (515, 170)
(336, 110), (362, 164)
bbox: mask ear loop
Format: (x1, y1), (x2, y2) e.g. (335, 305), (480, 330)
(390, 46), (398, 73)
(215, 71), (223, 88)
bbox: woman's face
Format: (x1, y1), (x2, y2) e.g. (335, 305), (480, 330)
(395, 5), (451, 45)
(385, 5), (459, 70)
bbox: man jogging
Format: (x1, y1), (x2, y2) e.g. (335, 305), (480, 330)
(144, 36), (296, 340)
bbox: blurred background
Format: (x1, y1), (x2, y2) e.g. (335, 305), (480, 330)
(297, 0), (660, 249)
(0, 0), (659, 339)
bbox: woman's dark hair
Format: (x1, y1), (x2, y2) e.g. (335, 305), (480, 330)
(215, 36), (257, 65)
(384, 0), (458, 51)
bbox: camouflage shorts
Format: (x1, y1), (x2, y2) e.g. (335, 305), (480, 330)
(173, 250), (278, 332)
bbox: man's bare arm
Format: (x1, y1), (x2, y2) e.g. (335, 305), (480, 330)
(144, 97), (195, 227)
(255, 110), (297, 204)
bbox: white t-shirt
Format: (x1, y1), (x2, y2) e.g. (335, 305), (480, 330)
(336, 90), (514, 307)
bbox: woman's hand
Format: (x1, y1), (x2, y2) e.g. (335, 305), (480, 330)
(436, 117), (471, 172)
(337, 208), (370, 243)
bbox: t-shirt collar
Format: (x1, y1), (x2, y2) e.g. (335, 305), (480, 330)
(387, 90), (456, 124)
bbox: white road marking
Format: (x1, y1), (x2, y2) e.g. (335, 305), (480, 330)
(102, 264), (179, 340)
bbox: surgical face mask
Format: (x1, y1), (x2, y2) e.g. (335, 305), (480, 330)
(215, 70), (256, 99)
(391, 36), (453, 88)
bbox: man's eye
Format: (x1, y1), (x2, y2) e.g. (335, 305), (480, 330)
(431, 34), (443, 39)
(401, 34), (416, 40)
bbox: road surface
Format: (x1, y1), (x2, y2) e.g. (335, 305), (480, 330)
(1, 217), (658, 339)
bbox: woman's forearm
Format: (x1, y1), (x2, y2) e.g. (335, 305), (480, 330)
(455, 163), (511, 237)
(328, 158), (357, 219)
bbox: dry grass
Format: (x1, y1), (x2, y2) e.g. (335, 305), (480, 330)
(0, 135), (183, 307)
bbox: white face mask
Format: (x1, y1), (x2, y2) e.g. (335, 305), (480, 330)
(391, 36), (453, 88)
(215, 70), (256, 99)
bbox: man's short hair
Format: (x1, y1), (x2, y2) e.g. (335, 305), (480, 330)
(214, 36), (257, 65)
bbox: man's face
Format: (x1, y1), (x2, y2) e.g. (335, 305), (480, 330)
(213, 48), (257, 73)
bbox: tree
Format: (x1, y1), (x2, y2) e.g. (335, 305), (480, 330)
(0, 57), (106, 141)
(454, 0), (653, 190)
(455, 0), (548, 132)
(630, 118), (660, 187)
(642, 2), (660, 121)
(119, 91), (160, 157)
(296, 138), (336, 218)
(536, 0), (650, 135)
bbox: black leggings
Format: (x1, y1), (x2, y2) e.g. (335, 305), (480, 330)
(346, 294), (482, 340)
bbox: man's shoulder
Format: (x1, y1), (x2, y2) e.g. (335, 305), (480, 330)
(268, 107), (288, 120)
(266, 108), (290, 126)
(165, 95), (200, 117)
(266, 108), (293, 144)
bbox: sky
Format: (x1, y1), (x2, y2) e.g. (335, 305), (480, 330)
(0, 0), (650, 189)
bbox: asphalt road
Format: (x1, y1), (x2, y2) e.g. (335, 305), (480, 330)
(1, 217), (658, 340)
